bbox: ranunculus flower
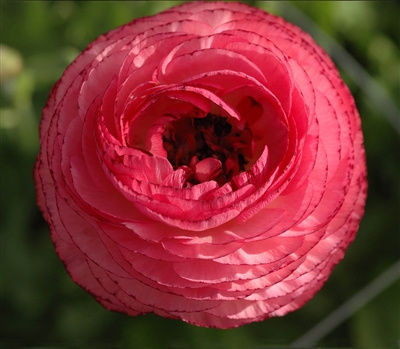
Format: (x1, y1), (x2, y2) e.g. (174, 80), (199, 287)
(35, 1), (367, 328)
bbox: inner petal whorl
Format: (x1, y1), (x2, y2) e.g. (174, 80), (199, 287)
(162, 114), (255, 186)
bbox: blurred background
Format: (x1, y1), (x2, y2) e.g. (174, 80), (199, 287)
(1, 1), (399, 348)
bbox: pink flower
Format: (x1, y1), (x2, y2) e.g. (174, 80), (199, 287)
(35, 1), (367, 328)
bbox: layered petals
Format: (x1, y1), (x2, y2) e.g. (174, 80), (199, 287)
(35, 1), (367, 328)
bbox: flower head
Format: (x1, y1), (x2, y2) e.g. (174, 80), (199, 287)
(35, 1), (367, 328)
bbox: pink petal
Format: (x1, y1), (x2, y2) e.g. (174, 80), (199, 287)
(194, 157), (223, 182)
(161, 238), (244, 260)
(110, 273), (222, 313)
(214, 236), (304, 266)
(159, 48), (268, 87)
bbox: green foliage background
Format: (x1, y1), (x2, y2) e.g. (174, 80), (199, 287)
(1, 1), (399, 348)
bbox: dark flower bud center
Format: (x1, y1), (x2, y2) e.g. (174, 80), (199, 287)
(162, 114), (254, 185)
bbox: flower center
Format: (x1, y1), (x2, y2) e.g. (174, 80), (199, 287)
(162, 114), (254, 185)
